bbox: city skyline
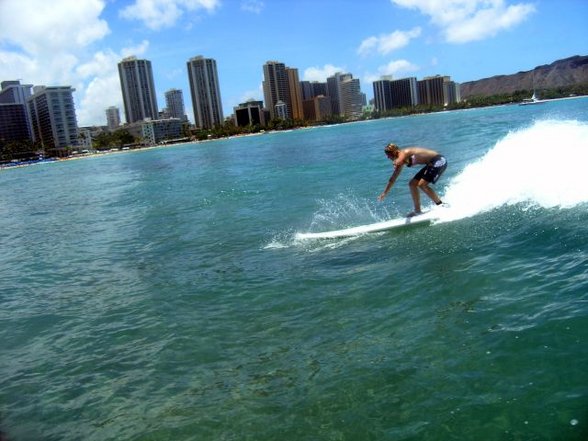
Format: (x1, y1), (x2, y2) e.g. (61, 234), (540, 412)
(1, 0), (586, 127)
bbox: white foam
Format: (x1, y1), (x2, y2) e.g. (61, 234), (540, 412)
(440, 119), (588, 221)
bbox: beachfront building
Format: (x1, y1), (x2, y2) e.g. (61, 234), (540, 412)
(374, 77), (419, 111)
(326, 73), (348, 116)
(340, 76), (364, 120)
(262, 61), (304, 121)
(234, 100), (266, 128)
(0, 80), (34, 144)
(187, 56), (224, 129)
(165, 89), (188, 122)
(445, 80), (461, 105)
(105, 106), (121, 130)
(325, 72), (364, 120)
(142, 118), (183, 145)
(418, 75), (461, 107)
(0, 104), (31, 145)
(118, 56), (159, 124)
(300, 81), (327, 101)
(373, 77), (394, 112)
(302, 95), (332, 122)
(0, 80), (33, 105)
(262, 61), (289, 120)
(392, 77), (419, 107)
(27, 86), (78, 153)
(78, 128), (93, 150)
(286, 68), (304, 120)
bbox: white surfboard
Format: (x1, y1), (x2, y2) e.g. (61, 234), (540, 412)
(295, 210), (439, 240)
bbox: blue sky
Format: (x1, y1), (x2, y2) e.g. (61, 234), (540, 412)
(1, 0), (586, 126)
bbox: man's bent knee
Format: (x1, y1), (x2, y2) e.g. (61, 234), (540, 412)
(417, 179), (430, 188)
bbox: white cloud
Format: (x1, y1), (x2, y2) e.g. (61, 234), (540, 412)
(0, 0), (109, 54)
(0, 0), (153, 126)
(78, 72), (123, 127)
(358, 27), (422, 56)
(391, 0), (535, 43)
(0, 0), (115, 126)
(241, 0), (265, 14)
(0, 0), (110, 87)
(120, 0), (220, 30)
(364, 59), (420, 83)
(303, 64), (346, 82)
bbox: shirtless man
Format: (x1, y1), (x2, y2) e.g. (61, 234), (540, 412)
(378, 143), (447, 217)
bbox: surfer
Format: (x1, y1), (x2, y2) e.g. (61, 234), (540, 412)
(378, 143), (447, 217)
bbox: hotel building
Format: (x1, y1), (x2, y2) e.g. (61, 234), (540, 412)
(262, 61), (305, 121)
(105, 106), (121, 130)
(262, 61), (289, 120)
(302, 95), (332, 122)
(118, 56), (158, 124)
(187, 56), (224, 129)
(234, 100), (266, 127)
(327, 72), (364, 119)
(165, 89), (187, 121)
(0, 80), (33, 144)
(27, 86), (78, 151)
(142, 118), (183, 145)
(418, 76), (461, 107)
(300, 81), (327, 101)
(374, 77), (419, 111)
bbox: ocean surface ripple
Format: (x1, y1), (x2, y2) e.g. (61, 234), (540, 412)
(1, 98), (587, 440)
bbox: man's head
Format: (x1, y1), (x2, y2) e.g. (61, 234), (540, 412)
(384, 143), (399, 158)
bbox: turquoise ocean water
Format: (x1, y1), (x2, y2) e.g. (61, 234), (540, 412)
(1, 98), (588, 440)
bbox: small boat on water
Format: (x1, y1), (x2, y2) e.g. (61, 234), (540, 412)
(520, 91), (545, 106)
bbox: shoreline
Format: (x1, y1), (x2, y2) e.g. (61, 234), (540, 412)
(2, 95), (586, 172)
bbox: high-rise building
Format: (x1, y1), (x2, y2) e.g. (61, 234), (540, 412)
(0, 104), (31, 145)
(286, 68), (304, 120)
(373, 78), (394, 112)
(105, 106), (121, 130)
(262, 61), (305, 120)
(326, 72), (353, 117)
(187, 56), (224, 129)
(27, 86), (78, 151)
(300, 81), (327, 101)
(302, 95), (332, 122)
(0, 80), (33, 105)
(327, 72), (363, 119)
(262, 61), (290, 120)
(445, 80), (461, 105)
(300, 81), (313, 101)
(118, 56), (158, 124)
(374, 77), (419, 111)
(391, 77), (419, 108)
(418, 75), (460, 107)
(340, 77), (364, 120)
(0, 80), (33, 144)
(165, 89), (187, 121)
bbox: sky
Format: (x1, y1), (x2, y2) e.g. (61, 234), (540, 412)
(1, 0), (586, 127)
